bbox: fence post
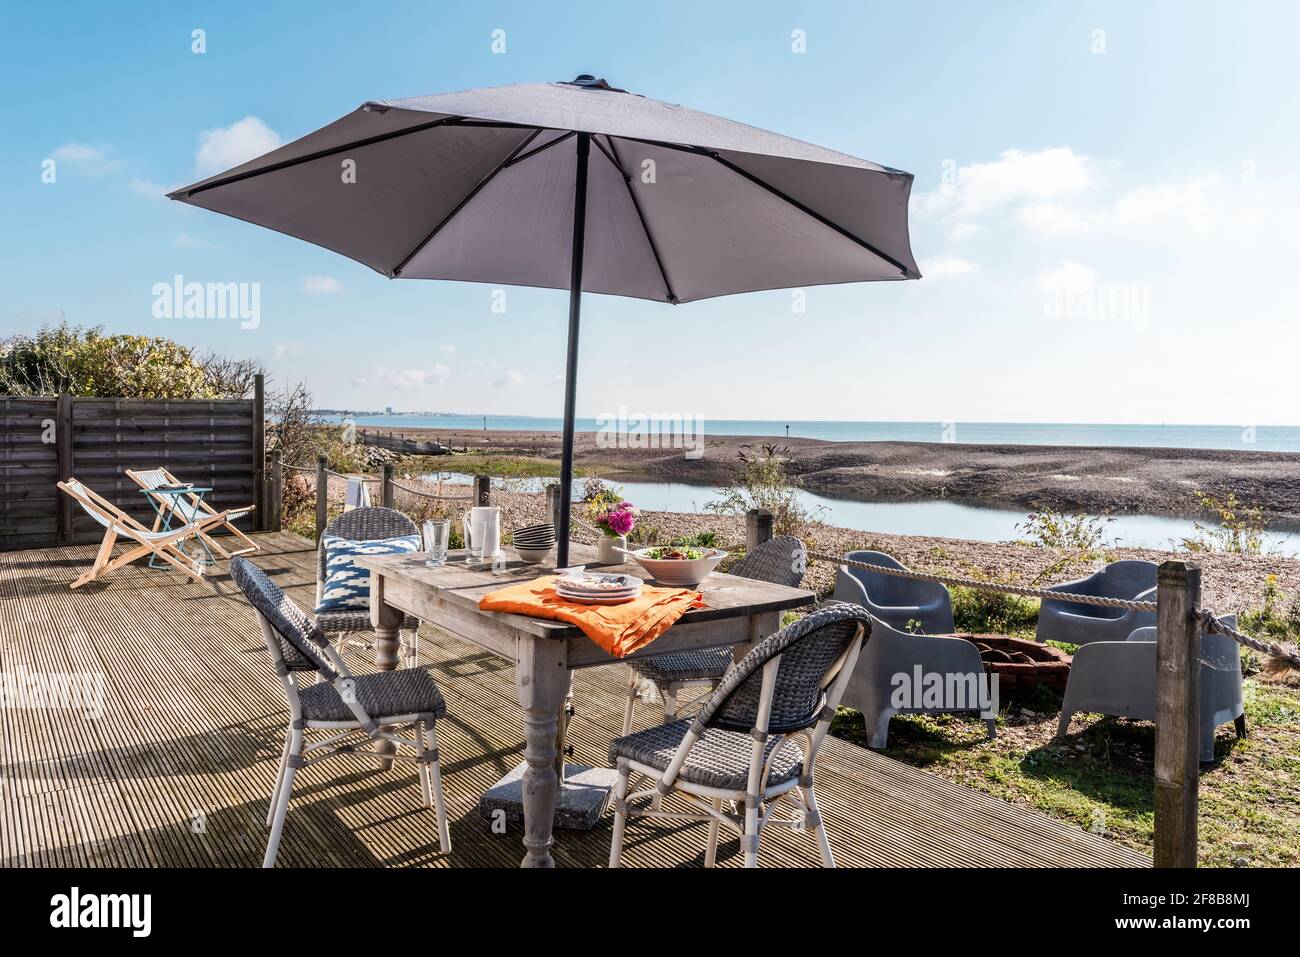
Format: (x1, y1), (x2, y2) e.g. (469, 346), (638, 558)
(1154, 559), (1201, 868)
(474, 474), (491, 506)
(55, 393), (74, 544)
(545, 483), (562, 533)
(253, 373), (266, 531)
(268, 450), (283, 533)
(746, 509), (774, 549)
(382, 464), (395, 508)
(316, 455), (328, 542)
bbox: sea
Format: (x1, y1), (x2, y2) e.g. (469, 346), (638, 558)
(321, 415), (1300, 453)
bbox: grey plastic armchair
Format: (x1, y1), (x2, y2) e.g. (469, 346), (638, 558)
(1035, 560), (1158, 646)
(1057, 616), (1245, 762)
(833, 550), (955, 635)
(836, 615), (994, 748)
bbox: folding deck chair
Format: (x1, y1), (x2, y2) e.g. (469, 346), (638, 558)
(125, 467), (259, 559)
(57, 478), (236, 588)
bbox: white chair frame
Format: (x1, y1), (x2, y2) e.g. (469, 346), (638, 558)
(252, 614), (451, 868)
(609, 622), (865, 869)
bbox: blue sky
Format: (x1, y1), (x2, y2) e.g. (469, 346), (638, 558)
(3, 1), (1299, 425)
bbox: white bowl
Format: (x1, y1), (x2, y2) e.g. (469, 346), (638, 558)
(515, 545), (554, 564)
(626, 547), (728, 587)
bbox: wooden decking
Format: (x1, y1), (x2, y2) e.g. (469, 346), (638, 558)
(0, 532), (1148, 868)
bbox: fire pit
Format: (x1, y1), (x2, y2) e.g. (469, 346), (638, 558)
(953, 634), (1072, 693)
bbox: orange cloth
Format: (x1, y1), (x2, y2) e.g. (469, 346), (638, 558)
(478, 575), (704, 658)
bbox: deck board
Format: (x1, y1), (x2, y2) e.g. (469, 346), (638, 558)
(0, 532), (1148, 868)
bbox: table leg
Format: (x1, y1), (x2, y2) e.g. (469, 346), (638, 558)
(515, 635), (570, 868)
(369, 571), (405, 771)
(734, 611), (781, 665)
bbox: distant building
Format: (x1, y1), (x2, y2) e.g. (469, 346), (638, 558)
(385, 406), (393, 415)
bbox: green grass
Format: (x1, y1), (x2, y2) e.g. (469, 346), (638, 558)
(831, 679), (1300, 866)
(407, 453), (603, 481)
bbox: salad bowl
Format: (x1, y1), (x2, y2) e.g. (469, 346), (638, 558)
(625, 545), (728, 587)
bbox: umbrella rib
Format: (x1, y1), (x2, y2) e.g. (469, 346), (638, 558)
(502, 130), (575, 168)
(617, 135), (917, 279)
(174, 115), (465, 199)
(391, 128), (543, 277)
(601, 136), (678, 304)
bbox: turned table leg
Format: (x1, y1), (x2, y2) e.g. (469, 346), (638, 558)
(369, 571), (405, 771)
(515, 635), (570, 868)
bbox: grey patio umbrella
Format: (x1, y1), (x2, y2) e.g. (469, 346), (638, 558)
(170, 75), (920, 564)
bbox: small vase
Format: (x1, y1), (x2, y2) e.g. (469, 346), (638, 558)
(597, 534), (626, 564)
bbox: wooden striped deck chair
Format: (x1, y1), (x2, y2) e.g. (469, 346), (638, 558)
(57, 478), (235, 588)
(125, 467), (259, 559)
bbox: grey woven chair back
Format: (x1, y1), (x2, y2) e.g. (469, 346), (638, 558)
(697, 603), (870, 734)
(728, 535), (805, 588)
(231, 557), (333, 675)
(318, 506), (418, 581)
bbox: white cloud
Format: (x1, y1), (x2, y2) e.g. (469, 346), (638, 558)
(302, 275), (344, 295)
(195, 116), (282, 176)
(493, 370), (524, 388)
(129, 179), (173, 199)
(270, 344), (300, 360)
(1036, 260), (1098, 297)
(919, 255), (977, 279)
(439, 344), (456, 354)
(52, 143), (108, 163)
(172, 232), (214, 249)
(352, 365), (451, 390)
(1020, 175), (1220, 235)
(918, 148), (1093, 220)
(946, 221), (982, 241)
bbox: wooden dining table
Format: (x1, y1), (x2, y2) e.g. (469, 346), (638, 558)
(355, 543), (815, 868)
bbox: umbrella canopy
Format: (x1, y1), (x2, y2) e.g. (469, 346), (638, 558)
(171, 75), (920, 561)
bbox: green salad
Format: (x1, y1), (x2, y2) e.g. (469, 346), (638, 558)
(644, 546), (705, 560)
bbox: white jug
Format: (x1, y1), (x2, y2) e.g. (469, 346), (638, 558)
(462, 506), (502, 560)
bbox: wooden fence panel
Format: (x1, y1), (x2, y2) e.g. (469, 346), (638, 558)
(0, 387), (263, 551)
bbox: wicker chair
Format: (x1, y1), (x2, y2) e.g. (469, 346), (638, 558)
(621, 535), (806, 735)
(230, 558), (452, 867)
(317, 507), (422, 666)
(608, 602), (871, 868)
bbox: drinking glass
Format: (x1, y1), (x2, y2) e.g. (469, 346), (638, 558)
(422, 519), (450, 567)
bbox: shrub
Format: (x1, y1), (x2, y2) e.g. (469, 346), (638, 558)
(1181, 491), (1268, 555)
(706, 443), (821, 535)
(1, 323), (215, 398)
(950, 570), (1040, 636)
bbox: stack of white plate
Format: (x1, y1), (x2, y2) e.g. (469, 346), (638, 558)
(554, 572), (642, 605)
(512, 523), (556, 562)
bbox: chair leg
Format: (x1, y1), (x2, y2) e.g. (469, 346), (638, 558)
(743, 797), (760, 868)
(263, 728), (302, 867)
(1235, 713), (1248, 739)
(608, 761), (631, 868)
(704, 797), (723, 867)
(416, 720), (433, 806)
(661, 684), (678, 722)
(405, 629), (420, 668)
(805, 785), (835, 868)
(266, 734), (292, 827)
(621, 669), (639, 737)
(424, 721), (451, 854)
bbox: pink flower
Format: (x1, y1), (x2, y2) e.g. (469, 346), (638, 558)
(598, 501), (637, 536)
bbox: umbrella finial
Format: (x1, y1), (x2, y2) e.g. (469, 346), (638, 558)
(562, 75), (626, 93)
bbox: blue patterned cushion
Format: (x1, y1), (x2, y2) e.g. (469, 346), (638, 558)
(315, 534), (420, 613)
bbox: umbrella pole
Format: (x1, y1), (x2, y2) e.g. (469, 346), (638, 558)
(557, 132), (590, 568)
